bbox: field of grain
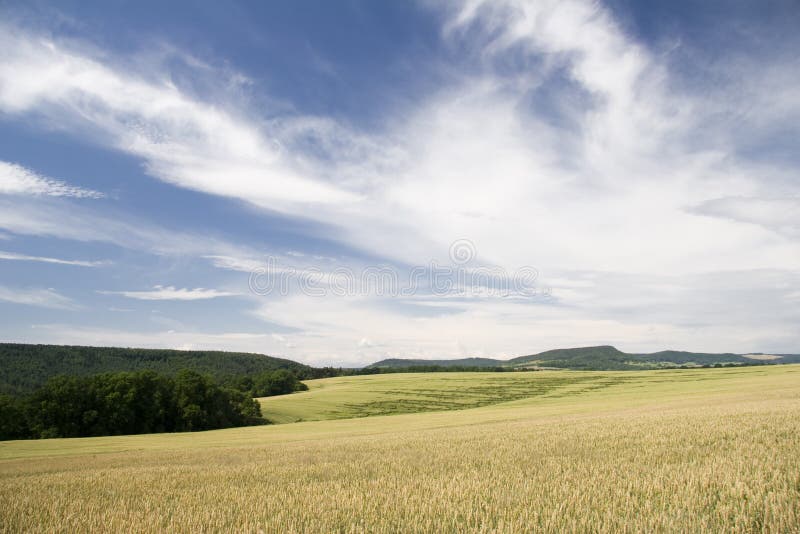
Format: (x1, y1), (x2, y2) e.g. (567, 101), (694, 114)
(2, 365), (800, 532)
(258, 370), (635, 423)
(256, 367), (789, 423)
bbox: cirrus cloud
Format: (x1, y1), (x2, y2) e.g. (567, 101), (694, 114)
(0, 161), (103, 198)
(98, 285), (239, 301)
(0, 250), (108, 267)
(0, 286), (77, 310)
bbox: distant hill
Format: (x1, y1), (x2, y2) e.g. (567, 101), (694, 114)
(369, 345), (800, 371)
(0, 343), (311, 396)
(367, 357), (504, 368)
(631, 350), (751, 366)
(507, 345), (633, 370)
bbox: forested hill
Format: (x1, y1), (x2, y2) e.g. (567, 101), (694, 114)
(365, 357), (505, 368)
(370, 345), (800, 371)
(506, 346), (755, 370)
(0, 343), (311, 396)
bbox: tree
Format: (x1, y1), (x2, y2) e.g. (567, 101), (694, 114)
(251, 370), (308, 397)
(0, 394), (29, 440)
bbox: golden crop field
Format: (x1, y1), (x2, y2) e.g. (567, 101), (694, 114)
(2, 365), (800, 533)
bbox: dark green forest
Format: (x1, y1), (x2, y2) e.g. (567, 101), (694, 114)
(0, 342), (318, 440)
(0, 370), (260, 440)
(0, 343), (311, 396)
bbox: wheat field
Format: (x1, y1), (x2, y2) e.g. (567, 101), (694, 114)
(2, 366), (800, 533)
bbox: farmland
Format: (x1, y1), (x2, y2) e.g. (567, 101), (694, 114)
(256, 366), (799, 423)
(258, 369), (667, 423)
(2, 365), (800, 532)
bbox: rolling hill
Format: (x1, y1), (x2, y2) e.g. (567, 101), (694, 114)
(362, 357), (505, 368)
(0, 343), (310, 396)
(259, 365), (797, 423)
(369, 345), (800, 371)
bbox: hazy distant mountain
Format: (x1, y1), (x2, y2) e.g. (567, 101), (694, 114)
(369, 345), (800, 371)
(367, 357), (505, 368)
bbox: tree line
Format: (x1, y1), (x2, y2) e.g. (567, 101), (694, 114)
(0, 368), (308, 441)
(0, 343), (311, 397)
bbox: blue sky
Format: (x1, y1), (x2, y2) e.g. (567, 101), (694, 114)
(0, 0), (798, 366)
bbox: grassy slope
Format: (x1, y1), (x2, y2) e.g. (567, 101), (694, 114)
(257, 371), (635, 423)
(258, 366), (800, 423)
(1, 365), (799, 531)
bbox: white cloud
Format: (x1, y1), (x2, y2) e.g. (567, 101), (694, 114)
(343, 0), (800, 276)
(0, 286), (77, 310)
(0, 250), (108, 267)
(0, 161), (103, 198)
(691, 197), (800, 238)
(204, 254), (264, 273)
(0, 196), (267, 261)
(205, 253), (362, 295)
(0, 27), (358, 212)
(98, 285), (239, 301)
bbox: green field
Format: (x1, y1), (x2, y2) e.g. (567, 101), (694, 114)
(258, 371), (633, 423)
(256, 367), (781, 423)
(2, 365), (800, 532)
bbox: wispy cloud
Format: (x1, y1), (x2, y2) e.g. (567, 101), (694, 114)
(0, 161), (103, 198)
(0, 286), (77, 310)
(690, 197), (800, 238)
(0, 196), (262, 260)
(0, 250), (108, 267)
(0, 27), (357, 212)
(98, 285), (239, 301)
(204, 255), (267, 273)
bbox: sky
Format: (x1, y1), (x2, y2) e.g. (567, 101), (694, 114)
(0, 0), (798, 366)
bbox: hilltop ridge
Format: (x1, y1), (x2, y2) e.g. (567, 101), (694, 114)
(0, 343), (311, 396)
(369, 345), (800, 371)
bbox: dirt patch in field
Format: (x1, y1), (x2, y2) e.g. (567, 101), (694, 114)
(742, 354), (782, 361)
